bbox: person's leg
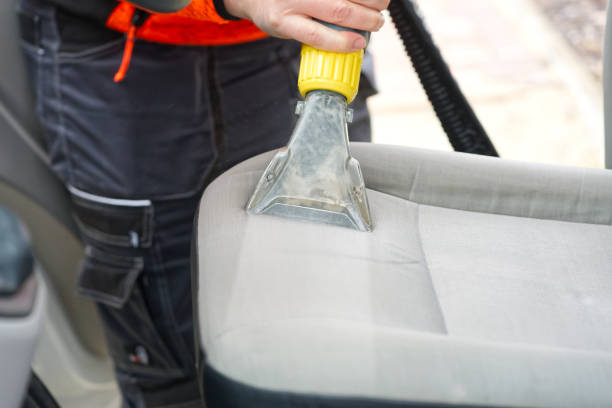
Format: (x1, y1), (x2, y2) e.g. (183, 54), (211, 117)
(18, 1), (211, 406)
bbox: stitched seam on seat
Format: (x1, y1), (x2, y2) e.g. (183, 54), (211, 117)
(414, 204), (448, 334)
(367, 184), (612, 228)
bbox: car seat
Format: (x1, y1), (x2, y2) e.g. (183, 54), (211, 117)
(195, 144), (612, 407)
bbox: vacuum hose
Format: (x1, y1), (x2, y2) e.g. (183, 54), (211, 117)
(388, 0), (499, 157)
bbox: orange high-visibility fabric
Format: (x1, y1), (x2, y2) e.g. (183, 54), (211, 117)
(106, 1), (268, 46)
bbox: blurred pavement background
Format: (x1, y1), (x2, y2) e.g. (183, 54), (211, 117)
(368, 0), (609, 168)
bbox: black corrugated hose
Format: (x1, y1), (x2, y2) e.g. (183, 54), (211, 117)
(387, 0), (499, 157)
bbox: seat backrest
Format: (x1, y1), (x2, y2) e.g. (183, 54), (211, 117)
(0, 0), (107, 357)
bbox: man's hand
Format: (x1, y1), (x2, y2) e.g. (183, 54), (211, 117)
(223, 0), (390, 52)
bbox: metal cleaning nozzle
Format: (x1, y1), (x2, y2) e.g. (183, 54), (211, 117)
(246, 36), (373, 232)
(246, 89), (372, 231)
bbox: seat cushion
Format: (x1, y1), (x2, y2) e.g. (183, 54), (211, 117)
(196, 143), (612, 407)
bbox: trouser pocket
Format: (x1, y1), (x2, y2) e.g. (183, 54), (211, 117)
(69, 186), (154, 248)
(71, 190), (185, 379)
(78, 245), (184, 378)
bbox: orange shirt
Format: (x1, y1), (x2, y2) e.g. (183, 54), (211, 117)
(106, 0), (268, 46)
(106, 1), (269, 81)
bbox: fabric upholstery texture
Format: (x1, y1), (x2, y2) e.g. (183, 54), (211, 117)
(197, 144), (612, 407)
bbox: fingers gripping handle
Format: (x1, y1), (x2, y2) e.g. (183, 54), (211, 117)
(298, 22), (369, 104)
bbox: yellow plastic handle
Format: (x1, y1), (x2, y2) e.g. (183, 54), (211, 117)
(297, 44), (364, 104)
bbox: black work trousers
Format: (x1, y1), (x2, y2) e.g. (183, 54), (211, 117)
(19, 0), (374, 406)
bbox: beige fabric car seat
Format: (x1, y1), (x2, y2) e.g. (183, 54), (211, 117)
(196, 143), (612, 407)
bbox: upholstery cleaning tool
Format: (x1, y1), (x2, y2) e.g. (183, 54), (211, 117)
(247, 25), (372, 232)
